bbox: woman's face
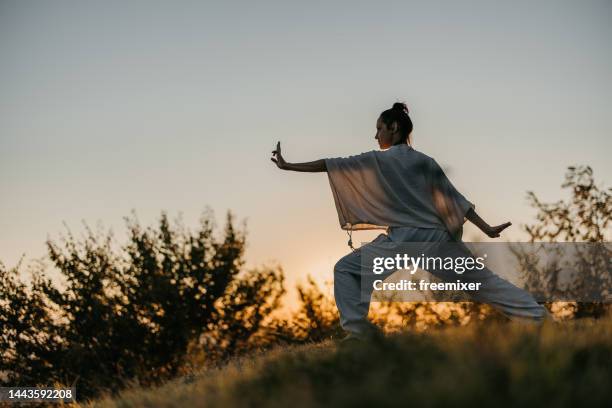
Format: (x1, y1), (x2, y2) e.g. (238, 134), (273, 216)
(375, 116), (400, 149)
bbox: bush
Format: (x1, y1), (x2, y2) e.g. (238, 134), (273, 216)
(520, 165), (611, 318)
(0, 210), (285, 401)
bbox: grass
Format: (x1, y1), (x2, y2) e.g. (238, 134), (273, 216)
(80, 318), (612, 408)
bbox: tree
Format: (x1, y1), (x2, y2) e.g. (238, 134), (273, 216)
(0, 210), (286, 401)
(525, 166), (611, 242)
(519, 165), (611, 318)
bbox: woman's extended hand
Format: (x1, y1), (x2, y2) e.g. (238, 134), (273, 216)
(465, 208), (512, 239)
(271, 141), (288, 170)
(485, 222), (512, 238)
(270, 142), (326, 172)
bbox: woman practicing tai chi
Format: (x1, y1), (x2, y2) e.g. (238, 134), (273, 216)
(271, 102), (549, 340)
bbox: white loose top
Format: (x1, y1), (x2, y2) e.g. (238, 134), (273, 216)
(324, 143), (474, 241)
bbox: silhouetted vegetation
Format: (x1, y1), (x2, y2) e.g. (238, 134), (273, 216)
(0, 210), (284, 401)
(524, 166), (610, 242)
(518, 165), (611, 318)
(264, 276), (343, 344)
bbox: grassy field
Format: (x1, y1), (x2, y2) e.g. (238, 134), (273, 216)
(82, 318), (612, 408)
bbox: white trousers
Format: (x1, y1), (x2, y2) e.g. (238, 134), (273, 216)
(333, 226), (550, 336)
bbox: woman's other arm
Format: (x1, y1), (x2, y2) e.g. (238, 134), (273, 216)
(465, 207), (512, 238)
(270, 141), (327, 172)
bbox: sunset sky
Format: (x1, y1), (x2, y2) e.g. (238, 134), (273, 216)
(1, 0), (610, 306)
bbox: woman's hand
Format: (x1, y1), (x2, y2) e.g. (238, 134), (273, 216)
(271, 141), (288, 170)
(485, 222), (512, 238)
(270, 142), (327, 172)
(465, 208), (511, 239)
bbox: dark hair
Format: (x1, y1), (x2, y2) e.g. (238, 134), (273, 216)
(380, 102), (413, 145)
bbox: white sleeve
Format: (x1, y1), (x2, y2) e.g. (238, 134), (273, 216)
(429, 158), (475, 240)
(324, 151), (378, 230)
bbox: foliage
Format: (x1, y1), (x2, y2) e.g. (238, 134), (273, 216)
(520, 165), (612, 317)
(525, 165), (611, 242)
(0, 210), (283, 401)
(262, 276), (343, 345)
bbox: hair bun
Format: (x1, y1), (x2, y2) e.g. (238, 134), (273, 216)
(392, 102), (409, 114)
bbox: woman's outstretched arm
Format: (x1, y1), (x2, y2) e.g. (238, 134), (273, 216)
(270, 141), (327, 172)
(465, 207), (512, 238)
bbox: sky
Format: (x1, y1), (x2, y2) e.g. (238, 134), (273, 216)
(1, 0), (610, 307)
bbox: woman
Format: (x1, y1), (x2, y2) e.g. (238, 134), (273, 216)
(271, 102), (549, 340)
